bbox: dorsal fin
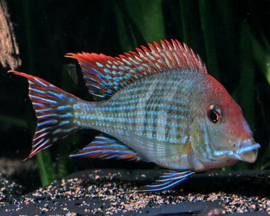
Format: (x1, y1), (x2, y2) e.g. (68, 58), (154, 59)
(65, 39), (207, 100)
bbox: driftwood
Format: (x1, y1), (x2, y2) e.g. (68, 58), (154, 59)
(0, 0), (21, 70)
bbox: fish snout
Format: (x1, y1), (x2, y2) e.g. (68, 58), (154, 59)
(233, 139), (260, 163)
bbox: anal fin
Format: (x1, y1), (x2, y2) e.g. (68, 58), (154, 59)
(70, 134), (141, 161)
(138, 170), (195, 192)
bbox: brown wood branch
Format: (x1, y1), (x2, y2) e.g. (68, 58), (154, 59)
(0, 0), (21, 70)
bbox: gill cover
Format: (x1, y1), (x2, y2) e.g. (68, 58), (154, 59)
(190, 116), (216, 165)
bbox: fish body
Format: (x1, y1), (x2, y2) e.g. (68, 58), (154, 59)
(9, 39), (260, 191)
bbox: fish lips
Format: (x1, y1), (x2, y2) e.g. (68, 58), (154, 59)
(213, 139), (260, 163)
(233, 139), (260, 163)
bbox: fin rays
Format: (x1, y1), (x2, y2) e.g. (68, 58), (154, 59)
(70, 134), (141, 161)
(9, 71), (80, 159)
(66, 39), (207, 100)
(138, 170), (195, 192)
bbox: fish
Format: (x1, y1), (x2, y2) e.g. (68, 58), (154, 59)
(9, 39), (260, 192)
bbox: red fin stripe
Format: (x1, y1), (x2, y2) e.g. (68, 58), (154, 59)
(70, 134), (141, 161)
(66, 39), (207, 100)
(138, 170), (195, 192)
(9, 71), (81, 159)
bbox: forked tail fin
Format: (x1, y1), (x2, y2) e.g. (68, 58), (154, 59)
(9, 71), (81, 159)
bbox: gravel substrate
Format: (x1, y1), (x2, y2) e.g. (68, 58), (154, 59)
(0, 169), (269, 215)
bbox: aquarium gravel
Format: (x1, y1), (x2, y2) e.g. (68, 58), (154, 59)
(0, 169), (270, 215)
(0, 173), (23, 205)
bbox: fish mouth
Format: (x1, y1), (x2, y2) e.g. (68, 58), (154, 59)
(213, 139), (260, 163)
(232, 139), (260, 163)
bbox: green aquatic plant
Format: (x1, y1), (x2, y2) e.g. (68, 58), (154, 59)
(113, 0), (165, 50)
(22, 1), (55, 186)
(198, 0), (220, 81)
(232, 21), (255, 170)
(250, 35), (270, 169)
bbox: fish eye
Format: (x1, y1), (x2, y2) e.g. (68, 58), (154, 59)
(207, 104), (223, 124)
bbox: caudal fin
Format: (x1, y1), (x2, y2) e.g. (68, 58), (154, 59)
(9, 71), (81, 159)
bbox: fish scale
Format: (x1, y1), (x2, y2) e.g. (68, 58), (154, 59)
(9, 39), (260, 191)
(82, 72), (194, 145)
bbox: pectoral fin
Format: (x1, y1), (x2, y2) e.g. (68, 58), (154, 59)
(138, 170), (195, 192)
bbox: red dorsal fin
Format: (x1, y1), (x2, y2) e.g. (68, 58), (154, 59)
(66, 39), (207, 100)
